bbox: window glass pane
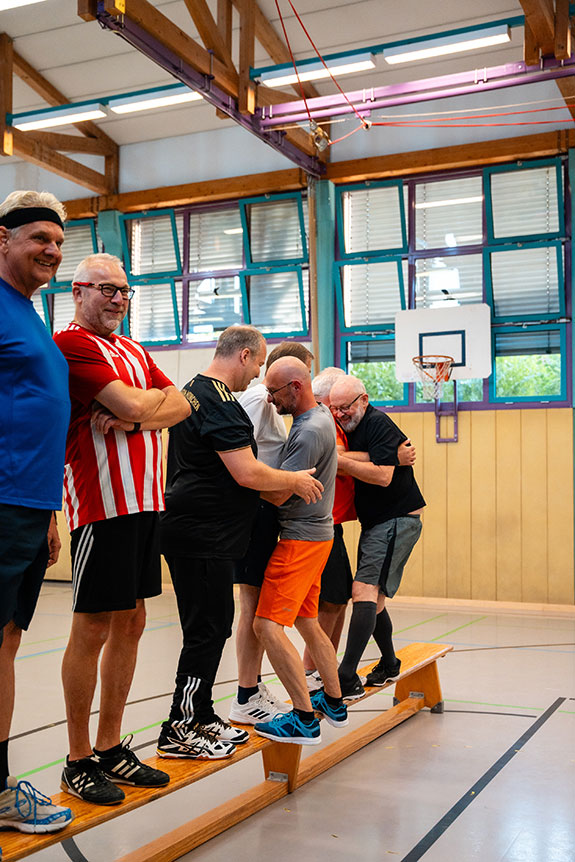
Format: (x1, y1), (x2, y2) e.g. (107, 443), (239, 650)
(187, 276), (243, 342)
(490, 166), (559, 238)
(130, 282), (180, 343)
(494, 329), (562, 398)
(342, 261), (403, 327)
(490, 246), (559, 318)
(343, 185), (405, 254)
(128, 215), (179, 275)
(415, 177), (482, 251)
(56, 222), (97, 283)
(347, 339), (404, 401)
(415, 378), (484, 403)
(52, 290), (75, 333)
(188, 208), (243, 272)
(31, 292), (48, 328)
(415, 254), (482, 308)
(248, 270), (303, 333)
(248, 198), (304, 263)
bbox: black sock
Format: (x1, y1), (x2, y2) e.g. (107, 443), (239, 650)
(295, 708), (315, 724)
(257, 675), (262, 683)
(338, 601), (377, 682)
(372, 607), (397, 667)
(0, 739), (8, 789)
(324, 692), (343, 707)
(237, 685), (259, 705)
(93, 742), (123, 758)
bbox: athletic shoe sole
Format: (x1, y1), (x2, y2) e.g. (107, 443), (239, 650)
(0, 817), (73, 834)
(253, 729), (321, 745)
(105, 774), (169, 787)
(59, 780), (123, 806)
(156, 748), (234, 761)
(313, 709), (349, 728)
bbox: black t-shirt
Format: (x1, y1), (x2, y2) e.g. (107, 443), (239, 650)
(346, 404), (426, 529)
(160, 374), (259, 559)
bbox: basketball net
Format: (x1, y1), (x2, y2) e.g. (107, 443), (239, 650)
(412, 355), (454, 401)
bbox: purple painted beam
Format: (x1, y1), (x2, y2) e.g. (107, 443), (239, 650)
(95, 5), (323, 177)
(258, 56), (575, 126)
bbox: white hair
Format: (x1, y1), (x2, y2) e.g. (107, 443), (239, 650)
(73, 253), (124, 283)
(312, 366), (346, 399)
(0, 190), (66, 223)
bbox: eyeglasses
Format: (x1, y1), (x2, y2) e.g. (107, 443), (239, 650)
(74, 282), (135, 300)
(330, 393), (363, 414)
(266, 380), (295, 398)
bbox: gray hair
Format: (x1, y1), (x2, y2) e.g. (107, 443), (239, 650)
(73, 253), (124, 284)
(215, 325), (266, 358)
(0, 190), (66, 224)
(312, 366), (345, 399)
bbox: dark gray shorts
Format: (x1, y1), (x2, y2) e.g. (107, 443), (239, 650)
(355, 516), (422, 598)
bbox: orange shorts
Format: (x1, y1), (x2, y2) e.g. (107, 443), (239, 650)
(256, 538), (333, 627)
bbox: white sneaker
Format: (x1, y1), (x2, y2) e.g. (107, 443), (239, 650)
(157, 722), (235, 760)
(229, 688), (288, 725)
(305, 671), (323, 692)
(0, 777), (73, 833)
(259, 683), (291, 714)
(199, 717), (250, 744)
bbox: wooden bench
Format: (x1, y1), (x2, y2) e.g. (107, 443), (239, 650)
(1, 641), (452, 862)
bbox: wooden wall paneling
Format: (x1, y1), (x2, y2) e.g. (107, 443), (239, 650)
(342, 520), (359, 573)
(546, 408), (574, 604)
(520, 409), (549, 603)
(396, 411), (425, 596)
(416, 411), (448, 597)
(445, 411), (472, 598)
(470, 410), (497, 600)
(495, 410), (523, 601)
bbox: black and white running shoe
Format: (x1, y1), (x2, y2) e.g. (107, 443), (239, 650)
(156, 722), (235, 760)
(95, 735), (169, 787)
(198, 717), (249, 744)
(61, 757), (124, 805)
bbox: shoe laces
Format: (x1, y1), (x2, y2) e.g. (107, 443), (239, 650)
(14, 780), (52, 819)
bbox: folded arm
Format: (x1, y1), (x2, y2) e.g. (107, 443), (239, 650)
(92, 385), (190, 433)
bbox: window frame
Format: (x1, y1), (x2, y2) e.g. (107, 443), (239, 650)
(239, 265), (308, 339)
(128, 278), (181, 347)
(342, 333), (409, 407)
(121, 209), (182, 280)
(489, 323), (567, 404)
(51, 218), (99, 288)
(334, 256), (407, 334)
(239, 192), (308, 267)
(335, 180), (408, 260)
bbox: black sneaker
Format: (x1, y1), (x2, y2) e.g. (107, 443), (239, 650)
(365, 659), (402, 687)
(338, 673), (365, 701)
(61, 757), (125, 805)
(95, 735), (170, 788)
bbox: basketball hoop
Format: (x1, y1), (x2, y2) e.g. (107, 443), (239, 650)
(412, 355), (454, 401)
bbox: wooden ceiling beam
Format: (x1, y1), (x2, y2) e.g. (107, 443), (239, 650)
(26, 131), (115, 155)
(12, 129), (111, 195)
(230, 0), (320, 100)
(520, 0), (555, 56)
(239, 0), (256, 114)
(0, 33), (13, 157)
(554, 0), (571, 60)
(183, 0), (236, 72)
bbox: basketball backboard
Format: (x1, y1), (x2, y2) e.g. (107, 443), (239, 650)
(394, 303), (492, 382)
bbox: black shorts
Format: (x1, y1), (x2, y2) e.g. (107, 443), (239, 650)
(319, 523), (353, 606)
(70, 511), (162, 613)
(0, 503), (52, 633)
(234, 500), (279, 588)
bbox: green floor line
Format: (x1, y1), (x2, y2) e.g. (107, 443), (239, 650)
(431, 616), (487, 641)
(394, 613), (448, 634)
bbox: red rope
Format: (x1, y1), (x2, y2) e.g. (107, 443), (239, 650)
(273, 0), (312, 124)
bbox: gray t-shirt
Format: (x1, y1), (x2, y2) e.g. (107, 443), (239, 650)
(278, 404), (337, 541)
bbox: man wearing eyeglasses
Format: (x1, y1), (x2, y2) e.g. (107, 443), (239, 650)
(329, 375), (424, 700)
(53, 253), (190, 805)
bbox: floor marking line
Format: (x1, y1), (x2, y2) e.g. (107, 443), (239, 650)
(61, 837), (90, 862)
(400, 697), (566, 862)
(430, 616), (487, 641)
(394, 614), (448, 634)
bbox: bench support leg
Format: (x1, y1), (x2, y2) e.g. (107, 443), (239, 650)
(261, 741), (302, 792)
(394, 659), (443, 711)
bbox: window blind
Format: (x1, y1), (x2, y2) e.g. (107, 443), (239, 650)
(52, 290), (75, 333)
(187, 276), (243, 341)
(343, 185), (405, 254)
(188, 208), (243, 272)
(490, 246), (559, 318)
(130, 281), (181, 343)
(490, 166), (559, 238)
(415, 254), (483, 308)
(247, 198), (305, 263)
(415, 176), (482, 251)
(248, 270), (304, 333)
(342, 260), (404, 327)
(128, 214), (180, 276)
(56, 222), (98, 283)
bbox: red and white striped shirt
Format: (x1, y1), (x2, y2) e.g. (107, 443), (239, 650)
(54, 323), (173, 532)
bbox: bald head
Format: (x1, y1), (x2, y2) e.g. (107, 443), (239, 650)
(329, 374), (369, 432)
(264, 356), (316, 418)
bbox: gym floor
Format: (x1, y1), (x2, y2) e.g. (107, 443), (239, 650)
(6, 581), (575, 862)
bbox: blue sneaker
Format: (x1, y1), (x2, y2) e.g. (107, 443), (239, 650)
(254, 710), (321, 745)
(310, 689), (349, 728)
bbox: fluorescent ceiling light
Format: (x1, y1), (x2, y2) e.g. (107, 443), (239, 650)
(12, 103), (106, 131)
(383, 25), (510, 65)
(260, 53), (375, 88)
(415, 196), (483, 209)
(109, 86), (202, 114)
(0, 0), (47, 9)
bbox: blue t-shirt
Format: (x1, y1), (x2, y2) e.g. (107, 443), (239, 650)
(0, 277), (70, 509)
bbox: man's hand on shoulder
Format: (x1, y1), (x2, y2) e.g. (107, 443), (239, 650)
(290, 468), (323, 504)
(398, 439), (416, 466)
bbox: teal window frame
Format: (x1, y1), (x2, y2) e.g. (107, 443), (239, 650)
(489, 323), (567, 404)
(341, 334), (408, 407)
(239, 265), (308, 338)
(484, 240), (565, 323)
(51, 218), (99, 288)
(128, 278), (181, 346)
(484, 158), (565, 245)
(334, 256), (407, 334)
(335, 180), (408, 259)
(239, 192), (308, 267)
(121, 210), (182, 280)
